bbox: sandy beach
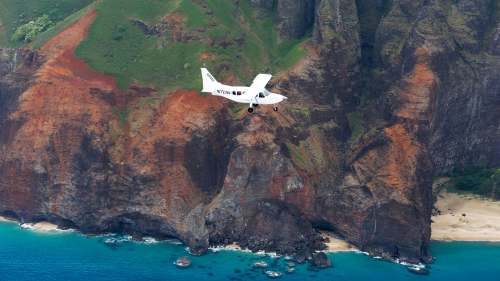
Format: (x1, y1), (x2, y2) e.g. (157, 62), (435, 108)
(321, 232), (358, 252)
(0, 215), (13, 222)
(0, 216), (61, 232)
(432, 192), (500, 241)
(21, 221), (61, 232)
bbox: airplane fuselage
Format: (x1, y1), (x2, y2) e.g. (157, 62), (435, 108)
(201, 68), (287, 112)
(211, 85), (286, 106)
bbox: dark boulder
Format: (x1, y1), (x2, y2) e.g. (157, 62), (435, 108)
(311, 252), (331, 268)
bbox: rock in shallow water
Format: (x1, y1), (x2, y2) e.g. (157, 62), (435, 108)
(311, 252), (331, 268)
(175, 256), (192, 268)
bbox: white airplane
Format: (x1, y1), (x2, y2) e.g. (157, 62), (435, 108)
(201, 68), (287, 113)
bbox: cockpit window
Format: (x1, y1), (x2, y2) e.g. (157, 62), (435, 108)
(237, 91), (241, 95)
(259, 93), (265, 98)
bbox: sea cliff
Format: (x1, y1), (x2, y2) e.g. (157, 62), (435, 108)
(0, 0), (499, 263)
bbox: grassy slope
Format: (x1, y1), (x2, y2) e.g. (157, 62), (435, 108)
(0, 11), (5, 46)
(0, 0), (94, 47)
(75, 0), (309, 91)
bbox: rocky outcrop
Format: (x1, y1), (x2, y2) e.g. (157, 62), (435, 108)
(367, 0), (500, 174)
(249, 0), (274, 11)
(311, 252), (332, 268)
(250, 0), (315, 39)
(312, 0), (361, 106)
(0, 49), (43, 144)
(426, 0), (500, 173)
(492, 22), (500, 55)
(205, 115), (325, 257)
(276, 0), (315, 38)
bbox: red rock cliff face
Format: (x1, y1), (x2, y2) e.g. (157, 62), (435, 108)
(1, 0), (499, 264)
(0, 10), (231, 252)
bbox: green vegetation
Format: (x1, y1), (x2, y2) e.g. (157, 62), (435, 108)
(290, 106), (311, 121)
(11, 15), (53, 43)
(0, 0), (94, 47)
(113, 107), (130, 127)
(0, 0), (309, 89)
(76, 0), (187, 89)
(444, 167), (500, 199)
(274, 38), (308, 69)
(32, 2), (97, 49)
(286, 143), (307, 170)
(75, 0), (309, 91)
(347, 111), (365, 143)
(179, 0), (207, 28)
(284, 127), (329, 173)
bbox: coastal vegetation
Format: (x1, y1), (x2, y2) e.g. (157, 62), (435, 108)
(443, 167), (500, 199)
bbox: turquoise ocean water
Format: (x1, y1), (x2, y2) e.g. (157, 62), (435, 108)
(0, 221), (499, 281)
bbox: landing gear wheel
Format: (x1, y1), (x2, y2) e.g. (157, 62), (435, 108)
(273, 106), (278, 112)
(248, 107), (254, 113)
(254, 104), (259, 107)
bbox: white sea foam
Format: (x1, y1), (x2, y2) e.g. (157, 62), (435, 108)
(141, 237), (159, 244)
(164, 239), (183, 245)
(209, 245), (282, 257)
(103, 235), (133, 244)
(209, 245), (250, 253)
(0, 216), (14, 223)
(397, 260), (426, 268)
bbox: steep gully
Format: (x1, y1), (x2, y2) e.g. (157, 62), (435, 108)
(1, 0), (499, 264)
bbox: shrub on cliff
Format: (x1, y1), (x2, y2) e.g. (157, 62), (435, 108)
(12, 15), (53, 43)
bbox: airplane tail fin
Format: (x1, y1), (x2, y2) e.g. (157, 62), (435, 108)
(201, 68), (218, 93)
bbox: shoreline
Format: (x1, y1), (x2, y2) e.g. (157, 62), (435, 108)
(209, 233), (359, 254)
(0, 216), (358, 254)
(431, 192), (500, 242)
(321, 232), (359, 252)
(20, 221), (63, 232)
(0, 215), (12, 222)
(3, 191), (499, 254)
(0, 216), (64, 233)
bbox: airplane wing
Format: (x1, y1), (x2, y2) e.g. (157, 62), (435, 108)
(250, 74), (272, 91)
(241, 74), (272, 100)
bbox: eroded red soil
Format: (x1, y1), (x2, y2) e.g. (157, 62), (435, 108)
(396, 47), (436, 120)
